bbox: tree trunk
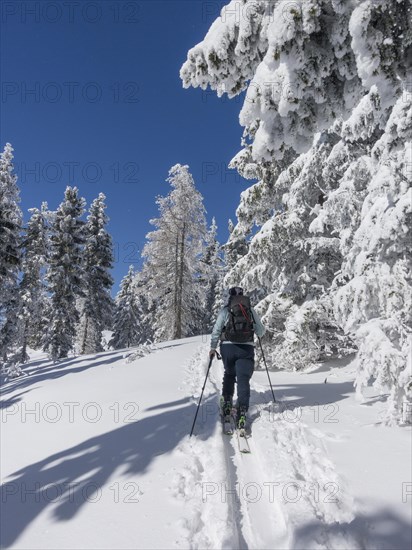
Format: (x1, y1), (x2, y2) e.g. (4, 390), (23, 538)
(175, 223), (186, 339)
(173, 232), (180, 338)
(21, 320), (29, 363)
(81, 315), (89, 355)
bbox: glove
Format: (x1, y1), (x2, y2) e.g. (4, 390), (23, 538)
(209, 349), (221, 360)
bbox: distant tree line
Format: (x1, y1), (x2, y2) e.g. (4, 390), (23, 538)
(0, 148), (225, 378)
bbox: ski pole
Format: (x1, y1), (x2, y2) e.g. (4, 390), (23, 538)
(190, 355), (214, 437)
(258, 337), (276, 403)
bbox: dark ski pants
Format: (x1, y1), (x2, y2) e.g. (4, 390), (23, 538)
(220, 343), (254, 411)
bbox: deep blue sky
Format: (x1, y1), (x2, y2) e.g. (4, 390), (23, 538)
(1, 0), (253, 293)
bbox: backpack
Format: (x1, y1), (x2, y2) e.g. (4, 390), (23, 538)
(223, 294), (255, 343)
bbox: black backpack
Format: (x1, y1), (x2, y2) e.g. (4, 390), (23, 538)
(223, 294), (255, 343)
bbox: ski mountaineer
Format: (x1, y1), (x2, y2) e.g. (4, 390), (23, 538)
(209, 286), (265, 429)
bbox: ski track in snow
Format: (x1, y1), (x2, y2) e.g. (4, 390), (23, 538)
(170, 345), (232, 549)
(2, 341), (408, 549)
(208, 359), (289, 550)
(249, 406), (361, 550)
(171, 345), (363, 550)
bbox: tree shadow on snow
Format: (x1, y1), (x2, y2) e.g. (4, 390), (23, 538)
(145, 397), (194, 411)
(361, 393), (389, 406)
(0, 396), (216, 548)
(0, 389), (34, 410)
(292, 508), (412, 550)
(0, 351), (126, 397)
(249, 379), (355, 414)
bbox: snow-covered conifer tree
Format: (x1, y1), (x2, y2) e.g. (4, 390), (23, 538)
(77, 193), (114, 354)
(131, 269), (155, 345)
(17, 202), (50, 362)
(199, 218), (225, 332)
(109, 266), (141, 349)
(181, 0), (411, 421)
(44, 187), (86, 361)
(142, 164), (207, 341)
(223, 217), (250, 272)
(311, 91), (412, 423)
(0, 143), (23, 370)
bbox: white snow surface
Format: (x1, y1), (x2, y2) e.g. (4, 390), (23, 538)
(1, 336), (411, 549)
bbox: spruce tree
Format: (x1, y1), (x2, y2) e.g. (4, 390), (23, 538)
(199, 218), (225, 332)
(109, 266), (141, 349)
(181, 0), (412, 422)
(0, 143), (23, 369)
(17, 202), (50, 362)
(44, 187), (86, 361)
(131, 269), (155, 345)
(77, 193), (114, 354)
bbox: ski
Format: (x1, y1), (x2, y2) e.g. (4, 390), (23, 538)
(236, 427), (251, 453)
(221, 412), (251, 452)
(220, 398), (235, 435)
(220, 404), (251, 452)
(222, 414), (234, 435)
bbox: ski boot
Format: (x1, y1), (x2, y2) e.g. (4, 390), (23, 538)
(236, 407), (248, 432)
(220, 396), (233, 417)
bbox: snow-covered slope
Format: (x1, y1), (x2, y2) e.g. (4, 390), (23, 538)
(1, 337), (411, 549)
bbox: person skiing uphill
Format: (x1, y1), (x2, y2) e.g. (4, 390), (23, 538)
(209, 286), (265, 428)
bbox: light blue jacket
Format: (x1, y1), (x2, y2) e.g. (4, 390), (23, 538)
(210, 306), (266, 350)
